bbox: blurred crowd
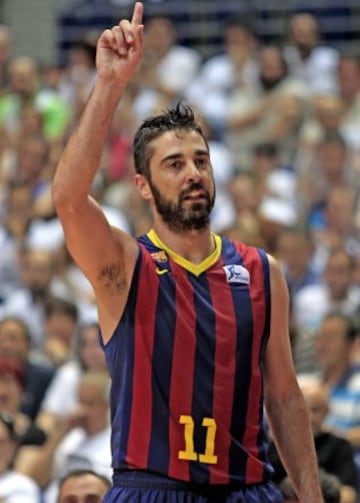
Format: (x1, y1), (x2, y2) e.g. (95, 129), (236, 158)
(0, 7), (360, 503)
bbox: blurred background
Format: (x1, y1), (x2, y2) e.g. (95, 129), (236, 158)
(2, 0), (359, 66)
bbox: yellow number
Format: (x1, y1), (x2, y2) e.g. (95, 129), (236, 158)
(178, 415), (218, 464)
(199, 417), (218, 464)
(178, 415), (197, 460)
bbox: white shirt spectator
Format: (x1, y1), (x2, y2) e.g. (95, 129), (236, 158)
(284, 45), (339, 96)
(43, 426), (112, 503)
(0, 471), (41, 502)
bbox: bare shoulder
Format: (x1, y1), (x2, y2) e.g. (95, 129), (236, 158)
(266, 252), (289, 295)
(264, 252), (296, 392)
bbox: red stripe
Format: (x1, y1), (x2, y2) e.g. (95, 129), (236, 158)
(168, 262), (196, 480)
(242, 247), (266, 482)
(126, 250), (158, 467)
(207, 261), (237, 484)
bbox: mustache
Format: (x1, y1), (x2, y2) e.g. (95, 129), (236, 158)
(179, 182), (207, 201)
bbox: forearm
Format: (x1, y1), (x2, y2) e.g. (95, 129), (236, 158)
(15, 421), (69, 487)
(266, 390), (323, 502)
(52, 79), (125, 208)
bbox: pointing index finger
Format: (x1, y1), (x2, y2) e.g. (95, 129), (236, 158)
(131, 2), (144, 26)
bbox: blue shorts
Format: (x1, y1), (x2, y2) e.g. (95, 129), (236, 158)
(103, 470), (284, 502)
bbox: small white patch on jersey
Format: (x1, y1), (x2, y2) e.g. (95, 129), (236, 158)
(223, 264), (250, 285)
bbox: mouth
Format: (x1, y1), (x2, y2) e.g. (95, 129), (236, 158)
(182, 190), (207, 202)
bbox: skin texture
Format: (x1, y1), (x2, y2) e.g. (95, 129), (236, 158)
(57, 472), (110, 503)
(51, 3), (323, 501)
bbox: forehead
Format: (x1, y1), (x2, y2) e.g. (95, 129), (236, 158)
(60, 475), (107, 498)
(149, 130), (208, 161)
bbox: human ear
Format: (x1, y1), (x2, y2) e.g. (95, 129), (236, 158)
(134, 174), (152, 200)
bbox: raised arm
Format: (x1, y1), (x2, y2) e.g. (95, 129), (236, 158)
(52, 3), (144, 340)
(264, 254), (323, 503)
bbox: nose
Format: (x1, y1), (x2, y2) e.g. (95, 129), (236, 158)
(185, 161), (201, 182)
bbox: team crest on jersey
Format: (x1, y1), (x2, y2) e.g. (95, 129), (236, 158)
(151, 250), (168, 263)
(223, 264), (250, 284)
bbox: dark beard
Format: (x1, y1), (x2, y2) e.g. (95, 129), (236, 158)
(259, 75), (284, 91)
(148, 180), (215, 233)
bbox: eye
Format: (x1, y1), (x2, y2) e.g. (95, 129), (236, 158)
(169, 160), (182, 170)
(196, 157), (210, 168)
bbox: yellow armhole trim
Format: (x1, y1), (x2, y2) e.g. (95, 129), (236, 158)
(147, 229), (222, 276)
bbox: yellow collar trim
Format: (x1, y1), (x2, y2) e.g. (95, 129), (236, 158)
(147, 229), (222, 276)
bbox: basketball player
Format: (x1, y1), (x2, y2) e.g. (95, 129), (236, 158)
(52, 2), (323, 501)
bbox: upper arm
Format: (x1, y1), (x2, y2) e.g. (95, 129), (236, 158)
(56, 194), (133, 281)
(54, 193), (138, 337)
(264, 254), (298, 400)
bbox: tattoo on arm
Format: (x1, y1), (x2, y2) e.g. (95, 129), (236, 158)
(98, 262), (127, 294)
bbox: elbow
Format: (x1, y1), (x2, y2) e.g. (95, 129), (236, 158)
(51, 181), (69, 217)
(51, 178), (83, 217)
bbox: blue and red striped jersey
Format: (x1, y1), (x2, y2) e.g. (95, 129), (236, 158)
(102, 229), (273, 484)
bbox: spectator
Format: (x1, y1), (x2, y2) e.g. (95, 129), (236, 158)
(0, 55), (70, 143)
(38, 296), (79, 368)
(226, 44), (309, 170)
(0, 181), (34, 303)
(0, 357), (46, 447)
(314, 186), (360, 262)
(0, 411), (41, 502)
(275, 226), (320, 298)
(185, 16), (259, 133)
(133, 14), (201, 121)
(0, 316), (54, 420)
(257, 197), (298, 255)
(297, 94), (345, 153)
(291, 248), (360, 372)
(268, 376), (358, 503)
(314, 312), (360, 445)
(0, 246), (60, 348)
(283, 12), (339, 96)
(250, 141), (298, 206)
(335, 55), (360, 151)
(57, 469), (111, 503)
(222, 169), (267, 244)
(36, 322), (107, 434)
(17, 370), (112, 503)
(58, 33), (97, 124)
(298, 132), (357, 235)
(10, 133), (53, 216)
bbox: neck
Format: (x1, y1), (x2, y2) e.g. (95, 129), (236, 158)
(151, 223), (215, 264)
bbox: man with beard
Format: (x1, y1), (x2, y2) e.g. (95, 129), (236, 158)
(283, 12), (339, 97)
(51, 3), (323, 502)
(226, 44), (310, 171)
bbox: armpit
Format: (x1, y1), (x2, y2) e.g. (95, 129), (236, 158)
(97, 261), (127, 295)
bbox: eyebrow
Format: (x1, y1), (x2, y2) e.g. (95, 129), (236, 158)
(159, 149), (210, 165)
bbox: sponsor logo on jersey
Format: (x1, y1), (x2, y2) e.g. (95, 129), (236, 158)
(223, 264), (250, 284)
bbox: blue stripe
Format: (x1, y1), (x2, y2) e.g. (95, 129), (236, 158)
(255, 248), (272, 465)
(188, 271), (215, 483)
(225, 244), (255, 478)
(148, 268), (177, 473)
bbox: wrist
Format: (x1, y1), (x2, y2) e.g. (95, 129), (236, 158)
(92, 77), (127, 107)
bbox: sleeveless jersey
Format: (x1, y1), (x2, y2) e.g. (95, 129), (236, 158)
(101, 229), (273, 485)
